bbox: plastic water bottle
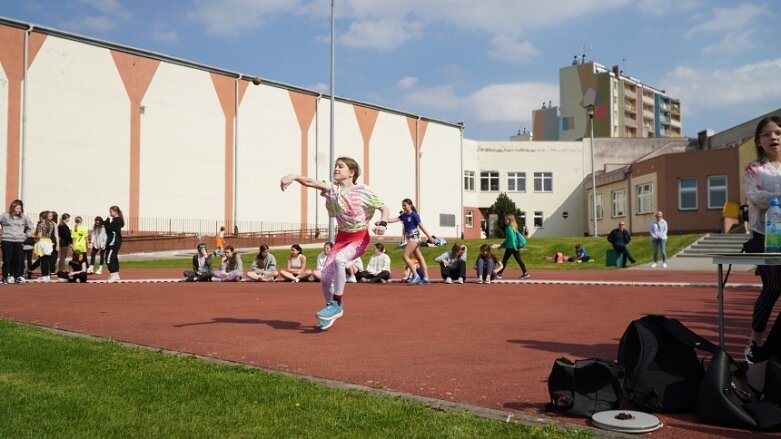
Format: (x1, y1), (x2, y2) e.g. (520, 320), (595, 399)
(765, 197), (781, 253)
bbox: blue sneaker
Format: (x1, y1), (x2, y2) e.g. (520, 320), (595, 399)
(315, 300), (343, 320)
(317, 317), (336, 331)
(408, 274), (421, 285)
(420, 277), (431, 284)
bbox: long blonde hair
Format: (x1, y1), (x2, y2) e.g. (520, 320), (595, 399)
(504, 214), (519, 231)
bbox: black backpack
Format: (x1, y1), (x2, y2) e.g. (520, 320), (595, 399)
(546, 357), (624, 417)
(618, 315), (718, 412)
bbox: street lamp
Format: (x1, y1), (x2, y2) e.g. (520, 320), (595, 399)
(587, 104), (598, 237)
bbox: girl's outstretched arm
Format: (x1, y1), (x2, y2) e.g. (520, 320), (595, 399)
(373, 205), (391, 236)
(280, 174), (328, 191)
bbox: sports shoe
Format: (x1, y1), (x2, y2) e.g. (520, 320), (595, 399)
(1, 277), (7, 285)
(521, 273), (531, 279)
(347, 274), (357, 283)
(108, 273), (120, 283)
(484, 278), (492, 284)
(317, 318), (336, 331)
(477, 277), (484, 284)
(87, 265), (94, 274)
(316, 300), (343, 320)
(456, 277), (464, 284)
(409, 274), (421, 285)
(7, 276), (14, 284)
(15, 276), (25, 284)
(95, 266), (103, 275)
(495, 273), (503, 279)
(445, 277), (453, 284)
(662, 262), (667, 268)
(58, 277), (68, 283)
(420, 278), (431, 285)
(651, 263), (657, 268)
(40, 276), (50, 283)
(746, 342), (771, 364)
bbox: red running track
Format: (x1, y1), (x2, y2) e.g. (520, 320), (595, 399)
(0, 268), (778, 438)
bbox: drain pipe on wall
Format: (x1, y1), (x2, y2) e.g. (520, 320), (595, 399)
(20, 24), (33, 201)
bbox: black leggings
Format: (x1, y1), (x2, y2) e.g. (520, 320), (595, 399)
(1, 241), (24, 279)
(355, 270), (391, 283)
(106, 244), (121, 273)
(439, 260), (466, 280)
(499, 248), (527, 275)
(755, 265), (781, 333)
(90, 247), (105, 266)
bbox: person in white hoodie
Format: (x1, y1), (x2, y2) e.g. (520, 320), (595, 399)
(0, 199), (34, 284)
(88, 216), (107, 275)
(649, 211), (668, 268)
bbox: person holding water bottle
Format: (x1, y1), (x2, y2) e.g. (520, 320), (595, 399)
(743, 115), (781, 362)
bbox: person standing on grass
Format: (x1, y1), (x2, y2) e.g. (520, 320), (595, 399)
(743, 115), (781, 362)
(281, 156), (389, 331)
(385, 198), (434, 285)
(104, 206), (124, 283)
(0, 199), (34, 284)
(649, 211), (668, 268)
(492, 214), (530, 279)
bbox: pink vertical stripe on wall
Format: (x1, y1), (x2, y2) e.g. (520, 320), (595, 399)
(0, 27), (46, 206)
(210, 73), (249, 230)
(406, 117), (428, 207)
(353, 105), (379, 184)
(289, 92), (317, 227)
(110, 51), (160, 232)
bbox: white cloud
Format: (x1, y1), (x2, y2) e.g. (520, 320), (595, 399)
(635, 0), (701, 15)
(465, 82), (559, 123)
(152, 29), (179, 44)
(660, 58), (781, 117)
(397, 76), (418, 89)
(701, 31), (752, 55)
(78, 0), (131, 21)
(186, 0), (298, 37)
(309, 82), (330, 93)
(487, 35), (539, 64)
(65, 16), (116, 33)
(686, 4), (764, 37)
(399, 81), (558, 124)
(339, 19), (423, 49)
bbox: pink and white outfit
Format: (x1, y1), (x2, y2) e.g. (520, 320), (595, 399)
(319, 181), (384, 303)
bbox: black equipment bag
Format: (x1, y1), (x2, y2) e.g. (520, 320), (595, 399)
(765, 355), (781, 404)
(546, 357), (624, 418)
(618, 315), (719, 412)
(696, 349), (781, 430)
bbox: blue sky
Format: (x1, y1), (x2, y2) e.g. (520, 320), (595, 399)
(3, 0), (780, 140)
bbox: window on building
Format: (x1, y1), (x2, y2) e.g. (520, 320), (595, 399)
(519, 211), (527, 227)
(636, 183), (654, 214)
(465, 210), (474, 228)
(464, 171), (475, 192)
(507, 172), (526, 192)
(533, 211), (543, 228)
(480, 171), (499, 192)
(612, 190), (626, 217)
(439, 214), (456, 227)
(679, 178), (697, 210)
(533, 172), (553, 192)
(590, 194), (603, 220)
(707, 175), (727, 210)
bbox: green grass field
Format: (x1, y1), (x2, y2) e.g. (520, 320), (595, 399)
(0, 320), (594, 438)
(122, 234), (703, 271)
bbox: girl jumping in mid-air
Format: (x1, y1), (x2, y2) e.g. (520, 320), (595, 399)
(386, 198), (433, 285)
(281, 156), (389, 330)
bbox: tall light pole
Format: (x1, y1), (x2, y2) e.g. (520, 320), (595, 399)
(587, 105), (598, 237)
(328, 0), (336, 242)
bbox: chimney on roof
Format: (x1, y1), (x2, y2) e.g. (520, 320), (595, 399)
(572, 55), (578, 65)
(612, 65), (620, 77)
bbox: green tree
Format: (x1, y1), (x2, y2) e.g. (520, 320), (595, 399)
(488, 192), (522, 238)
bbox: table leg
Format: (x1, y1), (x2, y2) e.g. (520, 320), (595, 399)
(717, 263), (725, 349)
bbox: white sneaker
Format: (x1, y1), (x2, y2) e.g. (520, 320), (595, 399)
(477, 277), (484, 284)
(87, 265), (94, 274)
(40, 276), (50, 283)
(651, 263), (657, 268)
(107, 273), (120, 283)
(485, 278), (492, 284)
(58, 277), (68, 283)
(95, 266), (103, 275)
(456, 277), (464, 284)
(347, 275), (357, 283)
(663, 262), (667, 268)
(445, 277), (453, 284)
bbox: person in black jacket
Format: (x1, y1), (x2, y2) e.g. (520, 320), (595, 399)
(104, 205), (124, 283)
(607, 221), (636, 268)
(183, 243), (213, 282)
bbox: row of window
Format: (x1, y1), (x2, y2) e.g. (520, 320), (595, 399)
(592, 175), (727, 219)
(463, 210), (545, 229)
(464, 171), (553, 192)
